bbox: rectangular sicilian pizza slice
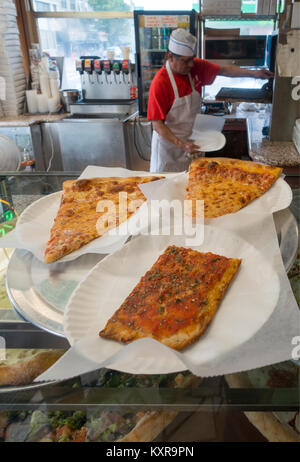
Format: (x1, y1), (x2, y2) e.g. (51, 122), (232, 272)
(99, 246), (241, 350)
(44, 176), (162, 264)
(185, 158), (283, 218)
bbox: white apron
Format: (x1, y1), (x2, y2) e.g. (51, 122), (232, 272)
(150, 60), (201, 173)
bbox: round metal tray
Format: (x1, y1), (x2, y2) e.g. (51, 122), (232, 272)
(5, 209), (299, 338)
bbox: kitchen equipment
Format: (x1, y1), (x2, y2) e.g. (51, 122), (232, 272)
(71, 54), (137, 116)
(60, 89), (80, 112)
(204, 35), (267, 67)
(134, 10), (196, 116)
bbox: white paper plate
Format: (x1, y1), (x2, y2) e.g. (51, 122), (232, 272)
(191, 130), (226, 152)
(64, 226), (280, 375)
(0, 134), (21, 170)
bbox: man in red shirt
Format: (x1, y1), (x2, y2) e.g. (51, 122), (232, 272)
(148, 28), (273, 172)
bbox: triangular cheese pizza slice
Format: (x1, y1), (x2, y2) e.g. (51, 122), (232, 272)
(44, 176), (162, 264)
(185, 158), (283, 218)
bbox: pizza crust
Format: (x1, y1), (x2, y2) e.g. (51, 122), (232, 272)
(118, 411), (178, 442)
(225, 372), (299, 442)
(118, 375), (202, 442)
(244, 412), (299, 443)
(0, 349), (65, 386)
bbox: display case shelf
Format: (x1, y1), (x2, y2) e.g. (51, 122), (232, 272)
(200, 14), (277, 20)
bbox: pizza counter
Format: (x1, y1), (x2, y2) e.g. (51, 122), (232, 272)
(0, 171), (299, 443)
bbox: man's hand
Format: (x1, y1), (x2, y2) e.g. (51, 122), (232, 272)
(182, 141), (202, 154)
(152, 120), (203, 154)
(251, 69), (274, 79)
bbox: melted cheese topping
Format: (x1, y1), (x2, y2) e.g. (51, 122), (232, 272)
(185, 158), (282, 218)
(45, 176), (163, 263)
(100, 246), (241, 350)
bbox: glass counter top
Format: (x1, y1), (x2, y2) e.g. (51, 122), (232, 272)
(0, 172), (298, 418)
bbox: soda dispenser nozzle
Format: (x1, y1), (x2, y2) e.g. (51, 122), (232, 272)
(103, 59), (112, 84)
(94, 59), (102, 74)
(113, 60), (122, 84)
(84, 59), (93, 75)
(94, 59), (102, 84)
(121, 59), (129, 75)
(84, 59), (94, 85)
(76, 59), (84, 75)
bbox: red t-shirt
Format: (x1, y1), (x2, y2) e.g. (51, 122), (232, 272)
(147, 58), (220, 121)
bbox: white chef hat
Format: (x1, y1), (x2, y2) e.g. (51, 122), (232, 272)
(168, 28), (197, 57)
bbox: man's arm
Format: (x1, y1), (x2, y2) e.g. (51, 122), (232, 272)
(218, 65), (274, 79)
(152, 120), (201, 154)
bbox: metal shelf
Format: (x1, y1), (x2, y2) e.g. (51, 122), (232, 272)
(200, 14), (277, 21)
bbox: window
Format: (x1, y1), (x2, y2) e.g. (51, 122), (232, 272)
(34, 1), (51, 11)
(31, 1), (279, 92)
(36, 16), (135, 88)
(32, 0), (198, 12)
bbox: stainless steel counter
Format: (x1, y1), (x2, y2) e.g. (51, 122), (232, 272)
(41, 117), (129, 171)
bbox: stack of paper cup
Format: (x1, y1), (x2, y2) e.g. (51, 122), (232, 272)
(107, 49), (115, 60)
(37, 94), (48, 113)
(0, 0), (27, 116)
(50, 78), (60, 104)
(121, 46), (130, 59)
(48, 97), (60, 113)
(26, 89), (38, 113)
(39, 73), (51, 98)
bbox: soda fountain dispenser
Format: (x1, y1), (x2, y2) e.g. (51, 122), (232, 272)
(71, 52), (137, 115)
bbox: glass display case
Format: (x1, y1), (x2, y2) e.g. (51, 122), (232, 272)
(134, 10), (197, 116)
(0, 172), (299, 443)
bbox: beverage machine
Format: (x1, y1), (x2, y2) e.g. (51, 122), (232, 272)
(70, 54), (138, 115)
(134, 10), (196, 116)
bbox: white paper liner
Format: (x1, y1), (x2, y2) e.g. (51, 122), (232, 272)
(139, 172), (293, 218)
(0, 166), (178, 263)
(36, 212), (300, 382)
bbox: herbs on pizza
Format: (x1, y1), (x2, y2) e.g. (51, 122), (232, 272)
(100, 246), (241, 350)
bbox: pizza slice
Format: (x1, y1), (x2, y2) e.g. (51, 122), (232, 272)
(99, 246), (241, 350)
(44, 176), (162, 264)
(185, 158), (283, 218)
(0, 349), (65, 386)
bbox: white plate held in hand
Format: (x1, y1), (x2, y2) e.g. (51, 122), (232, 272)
(191, 130), (226, 152)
